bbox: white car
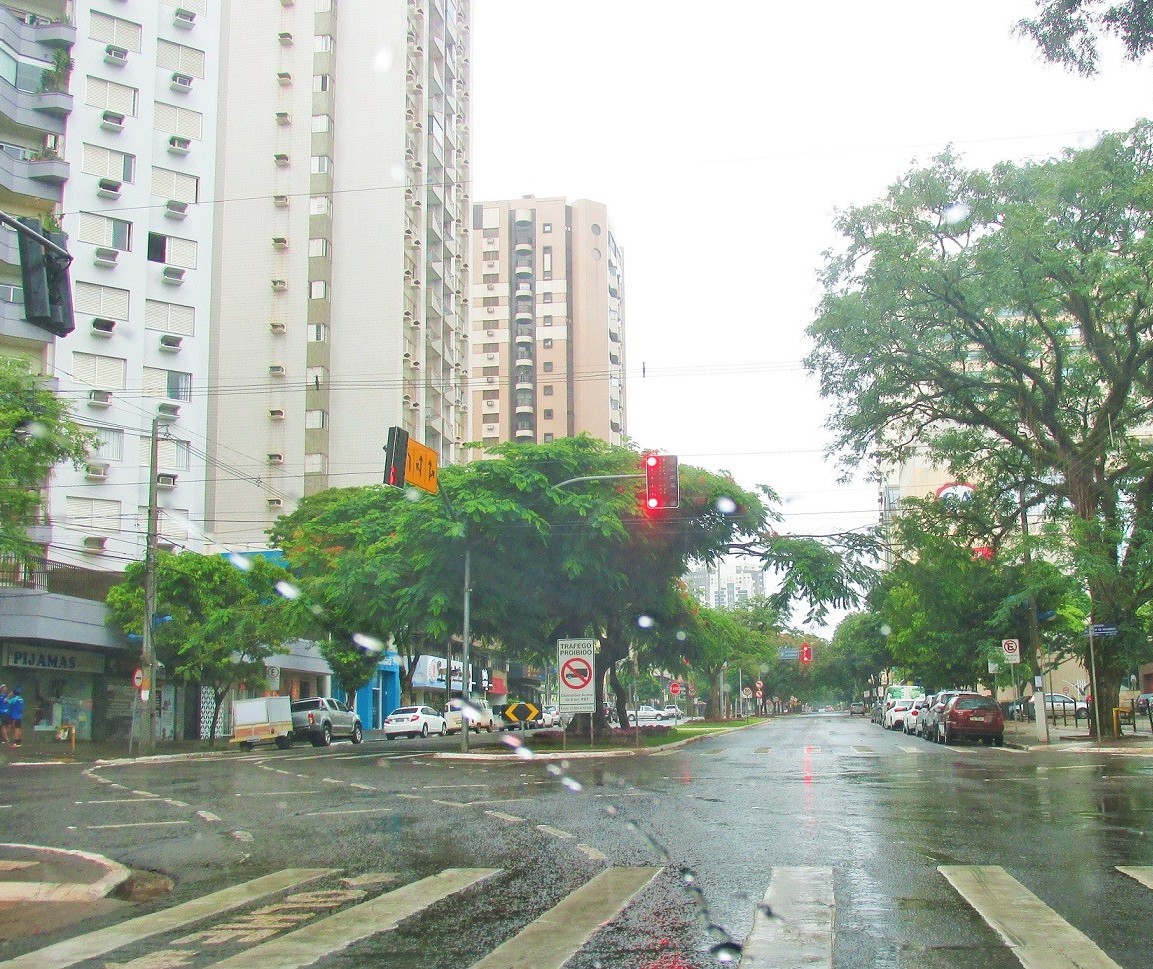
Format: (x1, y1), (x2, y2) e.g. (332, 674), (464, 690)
(382, 706), (447, 739)
(541, 705), (561, 727)
(443, 698), (496, 734)
(884, 699), (914, 731)
(662, 704), (683, 721)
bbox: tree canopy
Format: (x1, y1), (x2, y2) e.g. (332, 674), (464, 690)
(806, 123), (1153, 730)
(1016, 0), (1153, 74)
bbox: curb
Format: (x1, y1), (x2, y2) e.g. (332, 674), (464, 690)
(0, 844), (130, 902)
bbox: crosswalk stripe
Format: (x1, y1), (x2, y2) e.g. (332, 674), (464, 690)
(1117, 866), (1153, 890)
(1, 869), (335, 969)
(739, 866), (833, 968)
(897, 745), (923, 754)
(940, 865), (1121, 968)
(468, 867), (662, 969)
(207, 867), (499, 969)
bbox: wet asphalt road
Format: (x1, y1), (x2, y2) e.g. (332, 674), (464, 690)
(3, 713), (1153, 967)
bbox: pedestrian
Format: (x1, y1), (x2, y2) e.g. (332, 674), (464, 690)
(0, 686), (9, 746)
(7, 688), (23, 747)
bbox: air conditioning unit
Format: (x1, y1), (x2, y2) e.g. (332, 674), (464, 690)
(168, 135), (191, 154)
(162, 266), (186, 284)
(88, 389), (112, 407)
(82, 536), (108, 552)
(93, 247), (119, 267)
(278, 32), (294, 46)
(271, 279), (288, 291)
(269, 365), (286, 377)
(91, 317), (116, 336)
(274, 153), (290, 166)
(485, 376), (496, 384)
(486, 307), (495, 314)
(85, 462), (110, 480)
(486, 353), (496, 361)
(174, 8), (196, 27)
(272, 237), (288, 249)
(277, 71), (292, 85)
(270, 321), (287, 334)
(267, 497), (284, 509)
(157, 402), (180, 420)
(275, 111), (290, 126)
(410, 359), (421, 369)
(156, 472), (178, 488)
(486, 284), (495, 291)
(269, 408), (285, 420)
(170, 73), (194, 92)
(267, 453), (284, 464)
(272, 194), (289, 207)
(159, 334), (183, 351)
(164, 200), (189, 220)
(410, 401), (420, 409)
(104, 45), (128, 65)
(101, 111), (125, 132)
(486, 330), (495, 337)
(97, 178), (122, 199)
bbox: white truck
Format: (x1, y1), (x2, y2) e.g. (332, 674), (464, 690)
(231, 696), (294, 750)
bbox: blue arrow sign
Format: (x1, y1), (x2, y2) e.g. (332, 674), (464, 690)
(1090, 624), (1118, 636)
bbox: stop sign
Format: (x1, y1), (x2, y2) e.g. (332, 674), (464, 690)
(669, 682), (682, 696)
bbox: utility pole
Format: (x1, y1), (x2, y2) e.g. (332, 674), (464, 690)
(459, 546), (471, 753)
(141, 418), (160, 752)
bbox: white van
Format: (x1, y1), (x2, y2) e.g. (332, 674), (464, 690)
(444, 697), (496, 734)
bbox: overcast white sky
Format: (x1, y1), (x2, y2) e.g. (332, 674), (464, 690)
(468, 1), (1151, 625)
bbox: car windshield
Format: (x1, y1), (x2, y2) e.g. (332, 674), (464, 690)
(956, 698), (999, 710)
(389, 708), (419, 716)
(290, 699), (321, 712)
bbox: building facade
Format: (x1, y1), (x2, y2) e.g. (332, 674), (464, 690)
(685, 560), (767, 610)
(468, 197), (625, 450)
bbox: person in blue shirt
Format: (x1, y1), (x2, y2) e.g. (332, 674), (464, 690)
(0, 686), (9, 746)
(8, 688), (24, 747)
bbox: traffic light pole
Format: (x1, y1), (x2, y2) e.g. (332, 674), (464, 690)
(0, 212), (72, 261)
(141, 418), (161, 752)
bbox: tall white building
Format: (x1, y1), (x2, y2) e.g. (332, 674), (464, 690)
(685, 560), (766, 610)
(207, 0), (472, 550)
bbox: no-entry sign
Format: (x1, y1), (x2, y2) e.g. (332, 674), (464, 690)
(557, 639), (596, 714)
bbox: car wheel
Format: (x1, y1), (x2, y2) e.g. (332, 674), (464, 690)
(994, 735), (1005, 747)
(275, 736), (292, 750)
(321, 724), (332, 747)
(240, 741), (254, 751)
(485, 721), (493, 733)
(942, 726), (952, 745)
(439, 722), (447, 736)
(351, 724), (363, 745)
(421, 723), (429, 738)
(385, 733), (394, 741)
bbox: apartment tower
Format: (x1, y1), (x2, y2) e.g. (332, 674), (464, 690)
(208, 0), (472, 550)
(469, 197), (625, 449)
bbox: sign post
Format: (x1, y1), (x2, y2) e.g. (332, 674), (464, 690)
(557, 639), (596, 750)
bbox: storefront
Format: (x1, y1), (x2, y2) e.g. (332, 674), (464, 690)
(345, 654), (402, 729)
(409, 655), (490, 710)
(2, 643), (106, 741)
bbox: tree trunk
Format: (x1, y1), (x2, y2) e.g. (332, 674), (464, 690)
(208, 685), (229, 748)
(607, 659), (630, 728)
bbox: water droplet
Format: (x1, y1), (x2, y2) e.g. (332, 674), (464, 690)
(373, 47), (395, 73)
(515, 746), (535, 761)
(561, 776), (582, 792)
(603, 805), (619, 817)
(879, 623), (892, 637)
(228, 553), (253, 571)
(389, 163), (405, 183)
(637, 615), (655, 629)
(710, 941), (742, 963)
(309, 604), (326, 617)
(353, 633), (383, 653)
(942, 202), (971, 225)
(501, 734), (523, 750)
(716, 496), (737, 514)
(682, 870), (697, 885)
(1076, 128), (1103, 149)
(675, 630), (687, 641)
(545, 764), (562, 777)
(275, 580), (300, 600)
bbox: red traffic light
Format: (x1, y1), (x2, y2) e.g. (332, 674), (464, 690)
(643, 453), (680, 510)
(800, 643), (812, 665)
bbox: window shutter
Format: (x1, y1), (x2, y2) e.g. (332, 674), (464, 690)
(168, 237), (197, 269)
(78, 213), (107, 245)
(142, 366), (167, 398)
(75, 282), (130, 320)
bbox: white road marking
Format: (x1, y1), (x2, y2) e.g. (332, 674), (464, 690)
(75, 798), (159, 805)
(940, 865), (1121, 968)
(197, 811), (222, 823)
(1118, 866), (1153, 890)
(484, 811), (525, 823)
(165, 799), (190, 807)
(740, 866), (834, 968)
(231, 831), (254, 842)
(535, 824), (574, 840)
(235, 791), (321, 797)
(208, 868), (500, 969)
(303, 807), (397, 817)
(349, 783), (376, 791)
(342, 872), (398, 887)
(131, 790), (157, 798)
(0, 868), (335, 969)
(897, 745), (923, 754)
(87, 821), (189, 830)
(469, 867), (661, 969)
(432, 799), (469, 808)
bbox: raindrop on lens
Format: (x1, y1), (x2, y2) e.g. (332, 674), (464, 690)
(373, 47), (394, 73)
(389, 163), (405, 183)
(515, 747), (535, 761)
(228, 553), (253, 572)
(716, 496), (737, 514)
(545, 764), (562, 777)
(637, 615), (655, 629)
(501, 734), (523, 750)
(275, 581), (300, 600)
(710, 941), (743, 963)
(682, 870), (697, 886)
(561, 777), (582, 792)
(879, 624), (891, 637)
(353, 633), (383, 653)
(603, 805), (619, 817)
(675, 630), (687, 641)
(942, 202), (970, 225)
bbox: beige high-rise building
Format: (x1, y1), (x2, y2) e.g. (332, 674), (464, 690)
(207, 0), (471, 550)
(469, 197), (625, 450)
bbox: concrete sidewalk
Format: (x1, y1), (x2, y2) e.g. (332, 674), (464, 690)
(1003, 716), (1153, 752)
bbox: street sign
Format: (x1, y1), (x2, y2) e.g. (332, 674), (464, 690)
(988, 659), (1000, 674)
(755, 689), (763, 699)
(755, 680), (763, 690)
(503, 701), (540, 725)
(405, 439), (438, 494)
(741, 687), (753, 699)
(132, 668), (143, 688)
(1001, 639), (1021, 664)
(1090, 624), (1118, 637)
(557, 638), (596, 714)
(669, 682), (682, 696)
(778, 647), (799, 661)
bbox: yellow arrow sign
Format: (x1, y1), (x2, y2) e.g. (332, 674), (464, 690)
(503, 702), (541, 723)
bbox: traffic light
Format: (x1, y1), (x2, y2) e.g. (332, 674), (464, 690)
(643, 453), (679, 510)
(383, 426), (409, 487)
(800, 643), (812, 665)
(17, 218), (74, 336)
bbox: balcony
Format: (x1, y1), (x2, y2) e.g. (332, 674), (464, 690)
(0, 150), (64, 202)
(514, 241), (532, 255)
(513, 263), (532, 278)
(514, 426), (534, 440)
(515, 401), (534, 415)
(514, 331), (533, 345)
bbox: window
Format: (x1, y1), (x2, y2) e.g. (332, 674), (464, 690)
(543, 315), (553, 326)
(148, 232), (198, 268)
(142, 436), (191, 470)
(91, 427), (123, 461)
(305, 453), (328, 473)
(72, 352), (127, 390)
(481, 367), (499, 377)
(145, 299), (195, 335)
(543, 362), (554, 373)
(78, 213), (132, 251)
(75, 282), (130, 321)
(482, 208), (499, 230)
(86, 77), (139, 115)
(482, 297), (498, 307)
(314, 35), (333, 52)
(154, 101), (203, 140)
(482, 390), (499, 400)
(308, 238), (330, 258)
(64, 496), (121, 532)
(483, 250), (498, 261)
(543, 385), (554, 396)
(542, 247), (552, 273)
(313, 74), (332, 92)
(310, 155), (333, 174)
(307, 366), (328, 387)
(308, 323), (329, 342)
(542, 223), (552, 233)
(311, 114), (333, 133)
(482, 343), (498, 353)
(515, 390), (532, 406)
(151, 167), (199, 203)
(542, 293), (553, 303)
(543, 409), (554, 420)
(543, 433), (554, 442)
(309, 280), (328, 299)
(309, 196), (331, 216)
(83, 145), (136, 182)
(143, 367), (192, 401)
(0, 47), (48, 94)
(157, 40), (206, 78)
(482, 273), (498, 284)
(305, 409), (327, 429)
(315, 0), (334, 10)
(542, 338), (554, 349)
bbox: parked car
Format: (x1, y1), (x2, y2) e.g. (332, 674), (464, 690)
(1007, 696), (1036, 721)
(1137, 693), (1153, 715)
(290, 697), (363, 747)
(382, 705), (447, 739)
(884, 699), (914, 731)
(923, 690), (976, 743)
(662, 704), (683, 720)
(940, 694), (1005, 746)
(1037, 693), (1088, 719)
(903, 696), (929, 735)
(849, 701), (867, 716)
(541, 705), (562, 727)
(628, 705), (669, 723)
(443, 698), (496, 734)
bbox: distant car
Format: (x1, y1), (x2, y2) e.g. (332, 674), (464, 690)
(884, 699), (913, 731)
(662, 704), (683, 720)
(940, 694), (1005, 746)
(382, 705), (447, 740)
(1037, 693), (1088, 719)
(541, 705), (561, 727)
(903, 696), (929, 735)
(443, 698), (496, 734)
(628, 705), (666, 723)
(923, 690), (977, 743)
(1137, 693), (1153, 715)
(849, 701), (867, 716)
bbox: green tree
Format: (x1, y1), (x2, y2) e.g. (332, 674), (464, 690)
(806, 125), (1153, 732)
(1016, 0), (1153, 75)
(105, 551), (308, 743)
(0, 358), (95, 561)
